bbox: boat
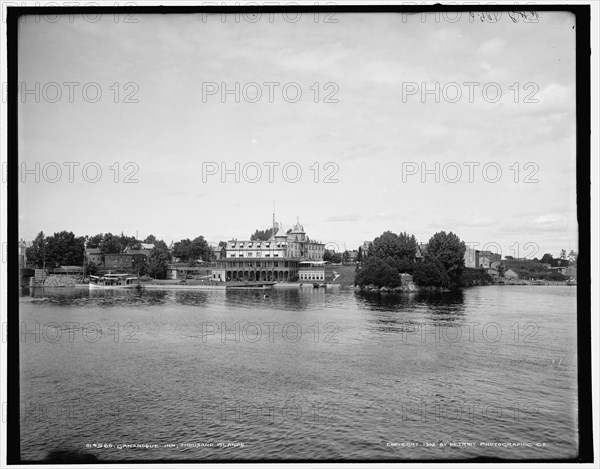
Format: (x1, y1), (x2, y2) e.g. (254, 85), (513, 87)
(89, 274), (140, 289)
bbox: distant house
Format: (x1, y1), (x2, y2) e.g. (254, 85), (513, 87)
(416, 243), (428, 262)
(478, 256), (491, 269)
(464, 247), (479, 269)
(54, 265), (84, 275)
(347, 250), (359, 262)
(85, 248), (103, 266)
(400, 273), (413, 285)
(490, 260), (501, 270)
(486, 268), (499, 278)
(211, 245), (224, 260)
(548, 258), (569, 275)
(504, 268), (519, 280)
(361, 241), (373, 255)
(123, 250), (149, 272)
(479, 250), (501, 262)
(18, 239), (30, 270)
(167, 263), (201, 280)
(104, 254), (133, 271)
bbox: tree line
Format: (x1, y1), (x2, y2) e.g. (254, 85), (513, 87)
(26, 231), (216, 279)
(355, 230), (466, 289)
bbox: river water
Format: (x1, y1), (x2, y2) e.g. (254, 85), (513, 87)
(18, 285), (578, 461)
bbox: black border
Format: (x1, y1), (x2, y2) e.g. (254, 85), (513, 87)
(6, 3), (593, 465)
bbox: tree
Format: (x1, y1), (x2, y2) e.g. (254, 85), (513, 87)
(425, 231), (465, 287)
(412, 257), (450, 288)
(323, 250), (342, 263)
(144, 234), (157, 244)
(119, 233), (138, 251)
(172, 239), (192, 262)
(370, 231), (418, 266)
(146, 246), (171, 279)
(173, 237), (210, 263)
(45, 231), (86, 267)
(355, 257), (401, 288)
(86, 261), (99, 276)
(86, 233), (104, 249)
(540, 253), (554, 264)
(27, 231), (47, 268)
(559, 249), (567, 260)
(191, 236), (211, 262)
(99, 233), (123, 255)
(547, 271), (566, 281)
(154, 239), (169, 251)
(357, 246), (363, 263)
(250, 228), (274, 241)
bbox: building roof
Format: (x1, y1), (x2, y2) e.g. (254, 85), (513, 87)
(125, 250), (149, 256)
(140, 243), (155, 250)
(85, 248), (101, 254)
(290, 219), (305, 233)
(57, 266), (84, 271)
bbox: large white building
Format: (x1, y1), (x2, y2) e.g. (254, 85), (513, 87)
(225, 218), (325, 261)
(211, 217), (325, 282)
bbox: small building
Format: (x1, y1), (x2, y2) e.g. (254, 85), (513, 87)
(298, 261), (328, 282)
(166, 263), (199, 280)
(347, 250), (359, 262)
(504, 268), (519, 280)
(104, 254), (133, 271)
(400, 273), (413, 285)
(53, 266), (84, 275)
(486, 268), (499, 278)
(211, 245), (224, 260)
(464, 247), (479, 269)
(548, 258), (569, 275)
(123, 250), (149, 272)
(361, 241), (373, 255)
(85, 248), (103, 266)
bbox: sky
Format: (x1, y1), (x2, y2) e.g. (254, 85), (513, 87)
(17, 10), (578, 258)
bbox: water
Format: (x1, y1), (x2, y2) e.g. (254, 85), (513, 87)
(18, 286), (578, 461)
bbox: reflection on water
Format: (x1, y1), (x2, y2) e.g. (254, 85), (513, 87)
(18, 286), (578, 462)
(356, 290), (466, 334)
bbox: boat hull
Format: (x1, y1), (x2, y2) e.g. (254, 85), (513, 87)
(89, 283), (139, 290)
